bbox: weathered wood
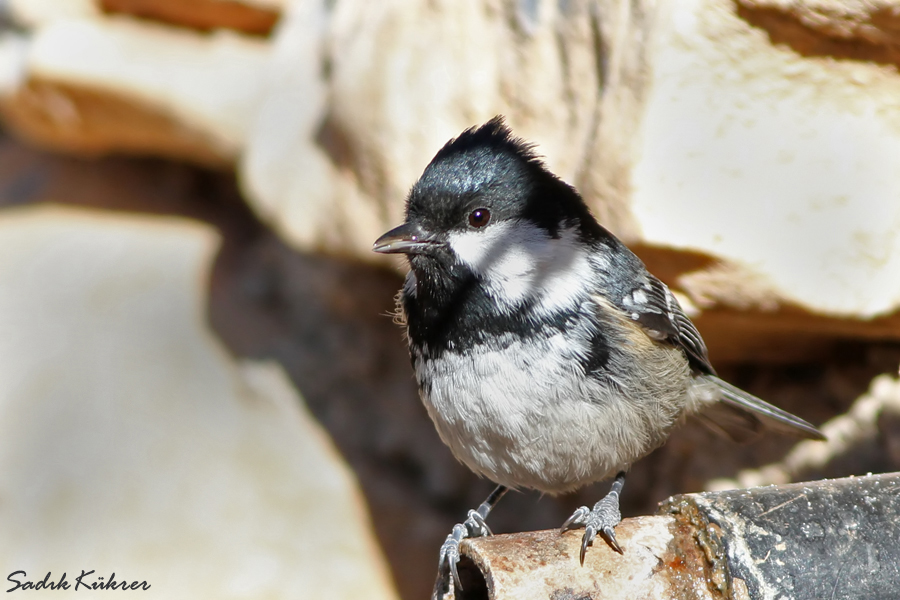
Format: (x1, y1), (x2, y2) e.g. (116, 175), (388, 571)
(440, 516), (720, 600)
(443, 472), (900, 600)
(663, 472), (900, 600)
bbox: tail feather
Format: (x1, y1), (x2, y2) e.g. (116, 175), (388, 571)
(700, 375), (826, 442)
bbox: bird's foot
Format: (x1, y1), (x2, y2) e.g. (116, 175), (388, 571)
(438, 510), (491, 590)
(561, 471), (626, 564)
(435, 485), (508, 597)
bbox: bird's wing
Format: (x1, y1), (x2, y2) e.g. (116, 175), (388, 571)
(608, 278), (826, 440)
(613, 274), (716, 376)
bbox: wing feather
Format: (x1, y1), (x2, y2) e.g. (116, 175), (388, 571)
(615, 274), (715, 375)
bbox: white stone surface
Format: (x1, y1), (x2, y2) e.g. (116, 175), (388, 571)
(6, 0), (99, 28)
(631, 0), (900, 318)
(0, 206), (397, 600)
(27, 17), (271, 158)
(0, 33), (28, 96)
(240, 0), (342, 252)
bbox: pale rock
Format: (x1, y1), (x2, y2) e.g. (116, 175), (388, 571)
(632, 0), (900, 319)
(239, 0), (342, 252)
(0, 34), (28, 96)
(0, 206), (397, 600)
(0, 15), (272, 165)
(5, 0), (100, 27)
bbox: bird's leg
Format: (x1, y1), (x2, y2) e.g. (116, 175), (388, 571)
(561, 471), (626, 564)
(438, 485), (508, 591)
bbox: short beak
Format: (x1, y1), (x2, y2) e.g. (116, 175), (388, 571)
(373, 222), (439, 255)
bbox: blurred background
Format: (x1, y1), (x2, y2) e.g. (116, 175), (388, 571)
(1, 1), (900, 599)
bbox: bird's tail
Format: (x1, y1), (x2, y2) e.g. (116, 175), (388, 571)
(697, 375), (825, 442)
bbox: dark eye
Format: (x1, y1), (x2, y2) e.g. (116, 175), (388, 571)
(468, 208), (491, 228)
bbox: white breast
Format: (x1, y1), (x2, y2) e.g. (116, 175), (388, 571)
(413, 328), (694, 494)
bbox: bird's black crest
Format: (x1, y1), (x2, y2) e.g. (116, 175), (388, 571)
(431, 116), (544, 170)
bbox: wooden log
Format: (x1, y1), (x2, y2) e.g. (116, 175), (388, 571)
(444, 472), (900, 600)
(445, 515), (718, 600)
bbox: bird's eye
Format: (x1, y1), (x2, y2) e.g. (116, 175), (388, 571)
(468, 208), (491, 228)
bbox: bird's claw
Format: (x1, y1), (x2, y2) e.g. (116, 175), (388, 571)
(463, 508), (492, 537)
(561, 506), (590, 531)
(561, 473), (625, 564)
(565, 497), (623, 564)
(580, 524), (595, 564)
(601, 524), (622, 554)
(438, 529), (462, 592)
(437, 510), (493, 591)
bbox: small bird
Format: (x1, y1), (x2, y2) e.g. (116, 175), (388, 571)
(373, 117), (824, 592)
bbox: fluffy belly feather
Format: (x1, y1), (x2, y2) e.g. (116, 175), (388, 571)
(413, 334), (693, 494)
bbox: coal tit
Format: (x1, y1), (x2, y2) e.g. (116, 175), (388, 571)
(373, 117), (824, 590)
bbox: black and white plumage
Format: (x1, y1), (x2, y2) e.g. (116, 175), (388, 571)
(373, 117), (824, 590)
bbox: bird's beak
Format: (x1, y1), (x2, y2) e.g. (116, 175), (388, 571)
(373, 222), (439, 255)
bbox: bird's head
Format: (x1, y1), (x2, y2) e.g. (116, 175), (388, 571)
(374, 117), (602, 286)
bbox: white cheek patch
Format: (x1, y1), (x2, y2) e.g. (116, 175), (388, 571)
(447, 221), (592, 314)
